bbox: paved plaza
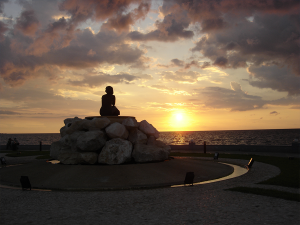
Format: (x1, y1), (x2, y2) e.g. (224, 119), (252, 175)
(0, 154), (299, 225)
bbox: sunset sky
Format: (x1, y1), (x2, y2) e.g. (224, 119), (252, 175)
(0, 0), (299, 133)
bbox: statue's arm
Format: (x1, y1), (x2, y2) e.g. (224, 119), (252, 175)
(112, 95), (116, 106)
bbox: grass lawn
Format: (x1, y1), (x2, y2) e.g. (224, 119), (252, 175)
(2, 150), (51, 159)
(170, 152), (300, 201)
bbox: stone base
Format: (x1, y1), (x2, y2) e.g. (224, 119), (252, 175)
(85, 116), (135, 124)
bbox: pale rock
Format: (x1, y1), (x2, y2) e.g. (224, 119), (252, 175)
(128, 129), (147, 144)
(92, 117), (111, 129)
(78, 118), (110, 131)
(138, 120), (159, 139)
(81, 119), (94, 130)
(58, 152), (82, 165)
(132, 142), (171, 163)
(65, 120), (85, 135)
(50, 141), (71, 159)
(64, 117), (81, 125)
(76, 130), (107, 152)
(98, 138), (132, 165)
(105, 122), (129, 139)
(80, 152), (98, 164)
(122, 117), (139, 130)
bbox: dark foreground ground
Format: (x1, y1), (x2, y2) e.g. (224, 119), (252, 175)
(0, 152), (299, 225)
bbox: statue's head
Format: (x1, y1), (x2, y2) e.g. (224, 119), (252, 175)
(105, 86), (113, 95)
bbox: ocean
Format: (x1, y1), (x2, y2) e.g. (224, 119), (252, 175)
(0, 129), (299, 146)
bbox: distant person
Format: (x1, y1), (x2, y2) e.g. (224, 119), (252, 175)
(6, 138), (12, 150)
(189, 139), (195, 146)
(12, 138), (19, 151)
(100, 86), (120, 116)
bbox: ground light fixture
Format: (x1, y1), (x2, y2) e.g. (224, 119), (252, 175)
(184, 172), (194, 186)
(214, 152), (219, 160)
(20, 176), (31, 191)
(0, 157), (6, 167)
(246, 158), (254, 170)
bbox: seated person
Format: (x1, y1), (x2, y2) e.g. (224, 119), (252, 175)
(100, 86), (120, 116)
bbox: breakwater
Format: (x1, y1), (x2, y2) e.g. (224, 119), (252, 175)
(0, 144), (299, 153)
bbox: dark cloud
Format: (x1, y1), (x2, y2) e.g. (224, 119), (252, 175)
(102, 2), (150, 32)
(0, 21), (8, 41)
(68, 72), (151, 88)
(0, 25), (145, 86)
(128, 10), (194, 42)
(0, 84), (101, 115)
(269, 96), (300, 107)
(194, 82), (300, 111)
(169, 0), (300, 20)
(59, 0), (147, 24)
(158, 59), (210, 69)
(248, 65), (300, 96)
(0, 0), (151, 87)
(14, 10), (40, 36)
(213, 56), (228, 68)
(171, 58), (184, 67)
(191, 13), (300, 73)
(0, 0), (9, 14)
(155, 0), (300, 97)
(17, 0), (62, 27)
(0, 110), (19, 115)
(201, 18), (227, 32)
(195, 85), (266, 111)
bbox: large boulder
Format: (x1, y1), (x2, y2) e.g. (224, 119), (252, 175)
(122, 117), (139, 130)
(128, 128), (148, 144)
(92, 117), (110, 129)
(132, 142), (171, 163)
(138, 120), (159, 139)
(76, 130), (107, 152)
(60, 126), (68, 137)
(52, 116), (168, 165)
(65, 120), (85, 135)
(105, 122), (129, 139)
(80, 117), (111, 131)
(147, 136), (156, 145)
(64, 117), (82, 126)
(50, 141), (71, 159)
(60, 131), (85, 146)
(58, 152), (82, 165)
(80, 152), (98, 164)
(98, 138), (132, 165)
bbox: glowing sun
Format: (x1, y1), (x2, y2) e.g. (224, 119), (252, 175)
(176, 113), (183, 121)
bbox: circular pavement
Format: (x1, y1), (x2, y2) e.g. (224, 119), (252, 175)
(0, 157), (235, 191)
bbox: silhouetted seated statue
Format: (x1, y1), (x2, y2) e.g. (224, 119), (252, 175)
(100, 86), (120, 116)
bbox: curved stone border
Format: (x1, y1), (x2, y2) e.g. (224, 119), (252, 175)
(171, 162), (248, 188)
(2, 156), (296, 194)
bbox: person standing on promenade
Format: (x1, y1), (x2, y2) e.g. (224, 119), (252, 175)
(6, 138), (12, 150)
(12, 138), (19, 151)
(100, 86), (120, 116)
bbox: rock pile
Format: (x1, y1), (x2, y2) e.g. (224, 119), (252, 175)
(50, 117), (171, 165)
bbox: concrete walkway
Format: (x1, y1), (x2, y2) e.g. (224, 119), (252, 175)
(0, 153), (299, 225)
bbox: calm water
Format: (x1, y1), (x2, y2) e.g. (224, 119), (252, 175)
(0, 129), (299, 146)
